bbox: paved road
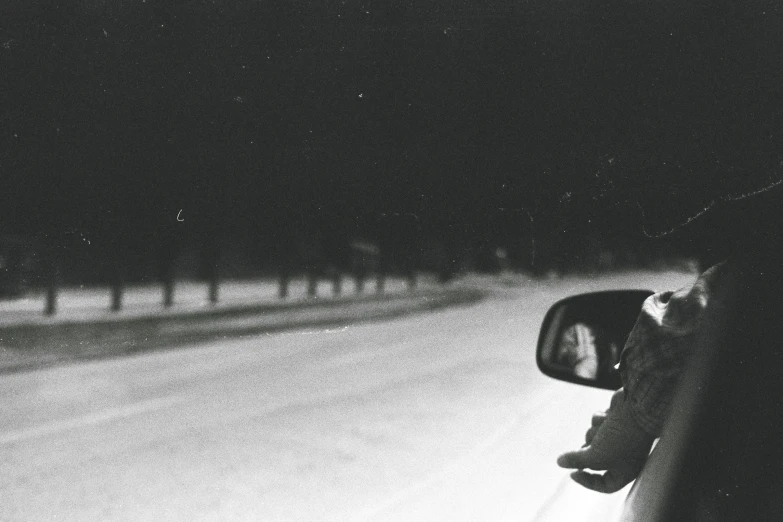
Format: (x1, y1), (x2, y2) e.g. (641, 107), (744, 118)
(1, 271), (695, 521)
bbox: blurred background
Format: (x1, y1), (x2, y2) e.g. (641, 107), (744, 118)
(3, 0), (780, 299)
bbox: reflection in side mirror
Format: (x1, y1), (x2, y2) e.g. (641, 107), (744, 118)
(536, 290), (654, 390)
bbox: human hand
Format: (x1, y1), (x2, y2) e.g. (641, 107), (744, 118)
(556, 388), (656, 493)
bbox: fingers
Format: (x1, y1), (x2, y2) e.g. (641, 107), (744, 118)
(558, 388), (648, 494)
(569, 469), (631, 494)
(585, 411), (607, 444)
(591, 411), (607, 427)
(609, 388), (625, 409)
(585, 425), (599, 445)
(557, 447), (597, 470)
(570, 471), (604, 492)
(562, 447), (633, 494)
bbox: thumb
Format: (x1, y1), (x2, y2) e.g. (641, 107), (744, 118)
(557, 446), (602, 470)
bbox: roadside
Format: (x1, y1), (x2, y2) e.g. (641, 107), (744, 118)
(0, 274), (486, 374)
(0, 275), (440, 327)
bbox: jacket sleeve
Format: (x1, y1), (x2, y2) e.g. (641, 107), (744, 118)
(618, 262), (726, 436)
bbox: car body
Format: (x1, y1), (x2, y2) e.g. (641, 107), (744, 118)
(537, 248), (783, 521)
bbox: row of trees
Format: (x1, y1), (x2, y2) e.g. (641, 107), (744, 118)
(2, 0), (778, 289)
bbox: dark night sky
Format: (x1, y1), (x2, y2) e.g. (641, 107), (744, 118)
(2, 0), (782, 276)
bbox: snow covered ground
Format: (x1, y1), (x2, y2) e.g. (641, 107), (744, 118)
(0, 270), (696, 521)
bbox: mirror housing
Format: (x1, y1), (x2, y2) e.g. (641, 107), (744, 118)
(536, 290), (653, 390)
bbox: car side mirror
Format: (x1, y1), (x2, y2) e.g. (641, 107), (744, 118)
(536, 290), (654, 390)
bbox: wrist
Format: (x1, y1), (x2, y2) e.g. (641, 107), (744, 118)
(615, 391), (658, 447)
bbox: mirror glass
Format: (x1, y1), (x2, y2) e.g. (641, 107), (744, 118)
(537, 290), (653, 390)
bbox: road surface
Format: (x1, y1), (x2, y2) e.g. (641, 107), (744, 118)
(1, 271), (695, 521)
